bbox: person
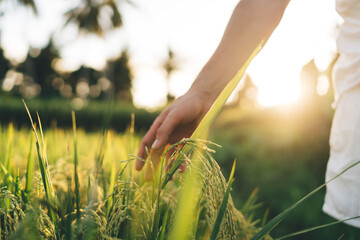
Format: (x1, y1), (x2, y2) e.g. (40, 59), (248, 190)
(135, 0), (360, 235)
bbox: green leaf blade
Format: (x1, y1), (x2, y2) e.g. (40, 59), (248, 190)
(163, 45), (261, 188)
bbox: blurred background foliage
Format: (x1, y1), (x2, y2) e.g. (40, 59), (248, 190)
(0, 0), (158, 131)
(208, 56), (358, 239)
(0, 0), (355, 238)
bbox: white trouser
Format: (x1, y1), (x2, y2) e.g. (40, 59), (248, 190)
(323, 85), (360, 228)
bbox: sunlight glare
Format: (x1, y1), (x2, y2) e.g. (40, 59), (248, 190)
(317, 75), (330, 96)
(257, 77), (301, 107)
(246, 0), (337, 107)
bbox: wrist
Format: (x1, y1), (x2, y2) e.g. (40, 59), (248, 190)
(187, 81), (218, 107)
(188, 62), (232, 104)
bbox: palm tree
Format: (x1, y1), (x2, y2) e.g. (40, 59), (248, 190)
(1, 0), (130, 35)
(106, 49), (133, 102)
(162, 47), (179, 103)
(0, 0), (37, 13)
(64, 0), (133, 36)
(1, 0), (136, 101)
(0, 47), (10, 83)
(16, 39), (60, 98)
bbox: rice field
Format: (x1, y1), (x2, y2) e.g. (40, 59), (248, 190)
(0, 110), (270, 240)
(2, 47), (344, 239)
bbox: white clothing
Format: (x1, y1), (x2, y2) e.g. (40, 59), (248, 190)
(333, 0), (360, 106)
(323, 86), (360, 228)
(322, 0), (360, 228)
(335, 0), (360, 56)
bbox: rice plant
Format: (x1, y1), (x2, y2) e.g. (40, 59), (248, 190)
(0, 117), (267, 239)
(1, 91), (267, 239)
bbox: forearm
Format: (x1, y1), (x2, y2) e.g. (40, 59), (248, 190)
(189, 0), (290, 102)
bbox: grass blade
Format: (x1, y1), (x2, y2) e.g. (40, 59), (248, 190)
(4, 123), (13, 172)
(275, 216), (360, 240)
(163, 44), (262, 188)
(24, 133), (35, 199)
(166, 42), (263, 239)
(210, 160), (236, 240)
(251, 160), (360, 240)
(106, 132), (117, 217)
(72, 111), (81, 221)
(167, 162), (203, 240)
(22, 99), (60, 239)
(1, 163), (14, 183)
(159, 204), (171, 240)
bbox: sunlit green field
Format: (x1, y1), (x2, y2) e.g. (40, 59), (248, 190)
(2, 100), (360, 239)
(0, 113), (267, 240)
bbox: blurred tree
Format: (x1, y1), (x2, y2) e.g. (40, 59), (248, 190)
(16, 0), (37, 13)
(299, 54), (339, 106)
(64, 66), (104, 99)
(1, 0), (129, 35)
(106, 49), (133, 103)
(162, 47), (179, 103)
(65, 0), (133, 36)
(228, 75), (258, 110)
(0, 47), (10, 82)
(323, 53), (339, 99)
(300, 59), (319, 103)
(16, 40), (60, 98)
(0, 0), (37, 13)
(0, 0), (135, 101)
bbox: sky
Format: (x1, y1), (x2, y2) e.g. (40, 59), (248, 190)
(0, 0), (339, 109)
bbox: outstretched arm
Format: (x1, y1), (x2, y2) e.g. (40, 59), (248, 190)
(136, 0), (290, 176)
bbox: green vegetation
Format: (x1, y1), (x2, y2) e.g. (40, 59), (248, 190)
(0, 40), (357, 238)
(0, 96), (158, 132)
(210, 100), (360, 239)
(0, 117), (265, 239)
(1, 97), (360, 239)
(0, 48), (270, 240)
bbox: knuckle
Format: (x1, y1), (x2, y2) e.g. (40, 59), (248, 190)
(156, 128), (165, 138)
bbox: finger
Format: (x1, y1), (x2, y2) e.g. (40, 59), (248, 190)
(153, 112), (181, 150)
(179, 162), (187, 173)
(144, 147), (164, 181)
(165, 143), (184, 172)
(165, 144), (175, 161)
(165, 148), (176, 172)
(135, 113), (167, 170)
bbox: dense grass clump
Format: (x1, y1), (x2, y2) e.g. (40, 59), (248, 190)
(0, 120), (267, 240)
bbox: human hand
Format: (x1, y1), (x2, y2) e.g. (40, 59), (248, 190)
(135, 89), (212, 180)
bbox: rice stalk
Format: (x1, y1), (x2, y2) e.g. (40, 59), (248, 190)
(210, 160), (236, 240)
(274, 216), (360, 240)
(72, 111), (81, 222)
(4, 123), (13, 173)
(71, 203), (107, 240)
(22, 100), (59, 239)
(251, 159), (360, 240)
(0, 164), (14, 187)
(106, 169), (178, 239)
(0, 188), (24, 239)
(9, 205), (56, 240)
(106, 132), (116, 217)
(168, 143), (214, 240)
(165, 139), (265, 240)
(23, 134), (35, 203)
(163, 44), (262, 188)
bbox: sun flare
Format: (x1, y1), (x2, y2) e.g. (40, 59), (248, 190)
(257, 82), (301, 107)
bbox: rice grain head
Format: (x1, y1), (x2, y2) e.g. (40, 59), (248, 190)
(8, 205), (55, 240)
(0, 188), (24, 239)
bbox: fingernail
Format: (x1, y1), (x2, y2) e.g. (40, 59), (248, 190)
(151, 139), (160, 149)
